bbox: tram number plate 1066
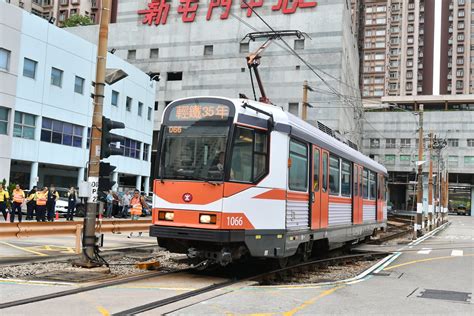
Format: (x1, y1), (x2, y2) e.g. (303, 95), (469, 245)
(226, 216), (243, 226)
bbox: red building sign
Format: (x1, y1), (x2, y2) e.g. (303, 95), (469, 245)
(138, 0), (317, 26)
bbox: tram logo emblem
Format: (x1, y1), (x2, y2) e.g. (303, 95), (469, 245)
(182, 193), (193, 203)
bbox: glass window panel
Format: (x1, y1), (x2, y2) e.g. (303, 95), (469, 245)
(52, 120), (62, 132)
(329, 156), (340, 195)
(313, 149), (320, 191)
(23, 126), (35, 139)
(52, 132), (62, 144)
(0, 107), (8, 121)
(289, 139), (308, 191)
(290, 140), (307, 156)
(0, 122), (7, 135)
(73, 136), (82, 148)
(51, 67), (63, 87)
(14, 112), (22, 124)
(40, 130), (51, 142)
(341, 160), (351, 197)
(42, 118), (52, 129)
(363, 169), (369, 199)
(74, 125), (83, 136)
(24, 114), (35, 126)
(253, 153), (266, 180)
(13, 125), (22, 137)
(63, 123), (73, 135)
(230, 128), (253, 182)
(23, 58), (37, 79)
(62, 134), (72, 146)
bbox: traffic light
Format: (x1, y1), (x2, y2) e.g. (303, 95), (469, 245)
(101, 117), (125, 159)
(98, 162), (116, 192)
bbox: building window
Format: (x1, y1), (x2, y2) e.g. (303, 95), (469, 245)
(0, 107), (9, 135)
(143, 143), (149, 161)
(464, 156), (474, 164)
(370, 138), (380, 148)
(448, 138), (459, 147)
(0, 48), (10, 71)
(456, 69), (464, 77)
(41, 117), (83, 148)
(294, 39), (305, 50)
(400, 138), (411, 148)
(154, 101), (159, 111)
(138, 101), (143, 116)
(74, 76), (84, 94)
(23, 58), (37, 79)
(288, 102), (299, 115)
(127, 49), (136, 60)
(457, 33), (465, 41)
(239, 42), (249, 53)
(385, 138), (396, 148)
(204, 45), (213, 56)
(126, 96), (132, 112)
(329, 156), (340, 195)
(150, 48), (159, 59)
(111, 90), (119, 106)
(13, 112), (35, 139)
(289, 139), (308, 191)
(399, 155), (411, 164)
(467, 139), (474, 147)
(118, 137), (141, 159)
(147, 107), (152, 120)
(384, 154), (395, 164)
(448, 156), (458, 166)
(51, 67), (63, 87)
(167, 71), (183, 81)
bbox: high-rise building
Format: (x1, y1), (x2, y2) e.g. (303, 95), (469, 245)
(3, 0), (118, 26)
(353, 0), (473, 99)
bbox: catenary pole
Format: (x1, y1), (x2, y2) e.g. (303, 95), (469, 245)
(302, 80), (309, 121)
(428, 132), (433, 231)
(76, 0), (111, 268)
(415, 104), (424, 238)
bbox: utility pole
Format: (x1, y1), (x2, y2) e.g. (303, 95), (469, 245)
(444, 170), (449, 223)
(428, 132), (433, 231)
(302, 80), (313, 121)
(76, 0), (111, 268)
(415, 104), (424, 238)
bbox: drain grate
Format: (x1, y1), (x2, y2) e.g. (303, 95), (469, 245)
(31, 270), (114, 283)
(418, 289), (472, 302)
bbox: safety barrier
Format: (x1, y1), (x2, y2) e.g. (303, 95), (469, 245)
(0, 220), (152, 254)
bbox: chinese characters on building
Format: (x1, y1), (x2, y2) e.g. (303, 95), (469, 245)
(138, 0), (317, 26)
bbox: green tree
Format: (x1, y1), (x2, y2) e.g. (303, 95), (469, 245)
(62, 14), (93, 27)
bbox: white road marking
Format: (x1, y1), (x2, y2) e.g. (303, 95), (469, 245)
(451, 250), (463, 257)
(417, 248), (432, 255)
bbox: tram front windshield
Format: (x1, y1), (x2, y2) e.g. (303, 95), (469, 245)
(159, 101), (233, 182)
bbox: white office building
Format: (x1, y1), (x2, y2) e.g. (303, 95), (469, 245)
(0, 1), (155, 193)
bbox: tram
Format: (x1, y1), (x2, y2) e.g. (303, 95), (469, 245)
(150, 96), (387, 265)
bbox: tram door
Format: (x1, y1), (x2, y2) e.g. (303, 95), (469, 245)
(320, 149), (329, 228)
(353, 164), (363, 224)
(311, 146), (322, 229)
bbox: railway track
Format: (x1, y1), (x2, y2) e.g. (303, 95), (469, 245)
(0, 251), (390, 312)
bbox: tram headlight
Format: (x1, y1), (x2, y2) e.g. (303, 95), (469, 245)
(158, 211), (174, 221)
(199, 214), (216, 224)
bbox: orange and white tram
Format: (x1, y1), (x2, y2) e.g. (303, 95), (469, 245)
(150, 96), (388, 265)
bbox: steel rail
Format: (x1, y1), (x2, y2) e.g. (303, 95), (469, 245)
(0, 268), (191, 310)
(112, 252), (391, 315)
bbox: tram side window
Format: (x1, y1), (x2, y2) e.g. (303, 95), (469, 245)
(329, 156), (340, 195)
(289, 139), (308, 191)
(229, 127), (268, 183)
(322, 152), (328, 192)
(313, 149), (320, 191)
(362, 169), (369, 199)
(341, 160), (352, 197)
(369, 171), (376, 200)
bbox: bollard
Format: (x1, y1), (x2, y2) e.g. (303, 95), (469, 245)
(55, 211), (59, 221)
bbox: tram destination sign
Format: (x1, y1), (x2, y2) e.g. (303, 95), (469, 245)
(138, 0), (318, 26)
(169, 103), (231, 121)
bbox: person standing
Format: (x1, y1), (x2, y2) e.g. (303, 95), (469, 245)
(46, 185), (59, 222)
(0, 184), (9, 221)
(35, 187), (48, 222)
(67, 187), (77, 221)
(11, 184), (25, 223)
(26, 186), (37, 220)
(106, 190), (113, 218)
(121, 190), (131, 218)
(128, 189), (144, 238)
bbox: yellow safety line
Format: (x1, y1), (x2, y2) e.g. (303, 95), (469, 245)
(97, 306), (110, 316)
(0, 241), (48, 257)
(385, 254), (474, 270)
(282, 285), (345, 316)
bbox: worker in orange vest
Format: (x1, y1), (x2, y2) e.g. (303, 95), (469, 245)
(128, 189), (146, 238)
(34, 187), (48, 222)
(11, 184), (25, 223)
(0, 184), (10, 221)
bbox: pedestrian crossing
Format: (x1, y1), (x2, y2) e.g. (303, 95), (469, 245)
(415, 248), (464, 257)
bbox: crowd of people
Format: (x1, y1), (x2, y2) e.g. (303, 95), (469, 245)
(0, 184), (149, 225)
